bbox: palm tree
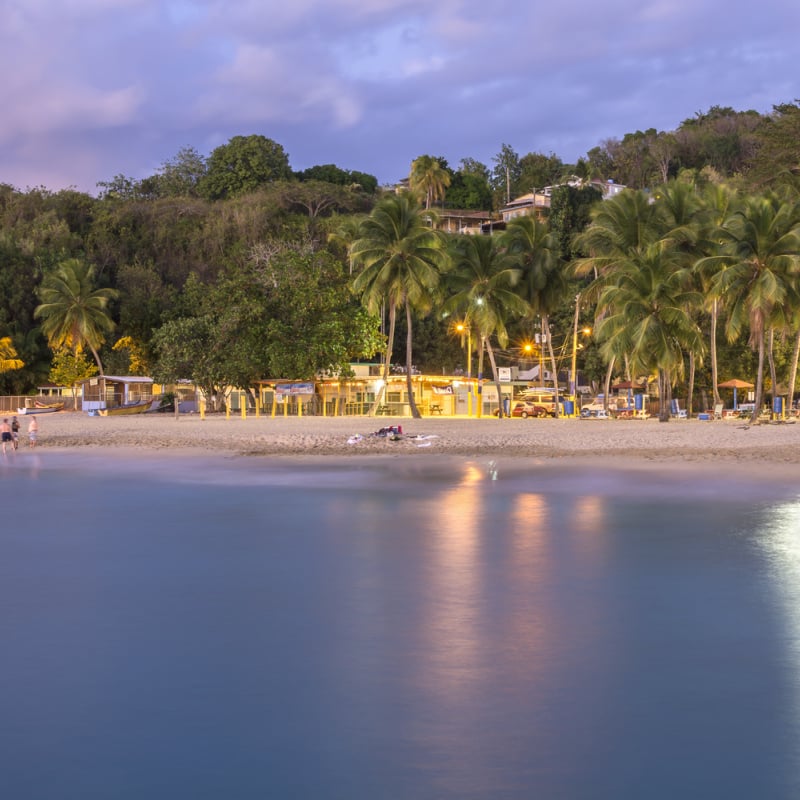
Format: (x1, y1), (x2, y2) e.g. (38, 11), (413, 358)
(594, 242), (705, 420)
(34, 258), (118, 375)
(694, 183), (739, 408)
(444, 234), (528, 417)
(654, 181), (704, 416)
(573, 190), (664, 411)
(502, 215), (566, 409)
(701, 192), (800, 423)
(409, 155), (451, 210)
(574, 189), (662, 276)
(351, 194), (445, 418)
(327, 214), (366, 275)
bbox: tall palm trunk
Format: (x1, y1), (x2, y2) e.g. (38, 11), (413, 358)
(767, 328), (779, 414)
(751, 326), (766, 424)
(710, 299), (720, 406)
(371, 303), (396, 415)
(603, 356), (615, 413)
(405, 300), (421, 419)
(543, 317), (560, 418)
(485, 338), (505, 417)
(658, 367), (671, 421)
(89, 344), (105, 376)
(477, 335), (486, 418)
(787, 327), (800, 414)
(687, 351), (695, 419)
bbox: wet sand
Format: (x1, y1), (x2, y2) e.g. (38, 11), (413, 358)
(11, 411), (800, 478)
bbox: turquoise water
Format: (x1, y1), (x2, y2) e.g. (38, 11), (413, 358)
(2, 454), (800, 799)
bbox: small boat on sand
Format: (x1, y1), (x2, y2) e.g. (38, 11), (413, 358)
(97, 401), (153, 416)
(35, 400), (65, 410)
(18, 401), (65, 415)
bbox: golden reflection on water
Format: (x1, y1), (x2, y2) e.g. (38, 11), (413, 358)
(416, 464), (485, 705)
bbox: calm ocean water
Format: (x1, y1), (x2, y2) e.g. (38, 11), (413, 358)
(2, 453), (800, 799)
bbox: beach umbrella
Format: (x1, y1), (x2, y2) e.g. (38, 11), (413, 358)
(718, 379), (754, 410)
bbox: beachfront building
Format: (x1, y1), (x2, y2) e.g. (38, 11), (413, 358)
(243, 371), (543, 419)
(78, 375), (155, 413)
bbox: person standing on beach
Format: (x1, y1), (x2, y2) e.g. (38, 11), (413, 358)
(1, 418), (12, 454)
(11, 415), (19, 450)
(28, 415), (38, 448)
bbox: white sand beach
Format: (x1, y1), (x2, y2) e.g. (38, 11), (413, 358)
(11, 411), (800, 477)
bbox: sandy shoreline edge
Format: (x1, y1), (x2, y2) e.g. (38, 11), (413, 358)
(5, 412), (800, 492)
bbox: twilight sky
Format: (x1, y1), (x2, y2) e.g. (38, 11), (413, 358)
(2, 0), (798, 195)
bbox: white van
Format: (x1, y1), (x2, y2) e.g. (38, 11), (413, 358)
(518, 389), (565, 417)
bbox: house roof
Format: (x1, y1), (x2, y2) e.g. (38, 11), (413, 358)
(77, 375), (154, 384)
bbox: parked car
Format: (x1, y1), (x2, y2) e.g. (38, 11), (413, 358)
(517, 390), (564, 417)
(494, 401), (550, 419)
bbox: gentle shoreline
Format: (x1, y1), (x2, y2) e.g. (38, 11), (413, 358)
(8, 412), (800, 483)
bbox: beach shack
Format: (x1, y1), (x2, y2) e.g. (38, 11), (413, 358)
(78, 376), (155, 413)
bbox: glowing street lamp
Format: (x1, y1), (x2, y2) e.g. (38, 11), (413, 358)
(455, 322), (472, 379)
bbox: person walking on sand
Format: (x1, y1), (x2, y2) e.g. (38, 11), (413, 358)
(11, 415), (19, 450)
(1, 418), (12, 454)
(28, 415), (38, 448)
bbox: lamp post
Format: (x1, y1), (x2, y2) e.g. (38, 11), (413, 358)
(570, 294), (591, 417)
(456, 321), (473, 416)
(570, 295), (580, 413)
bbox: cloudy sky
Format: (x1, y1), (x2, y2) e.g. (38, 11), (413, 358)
(2, 0), (798, 194)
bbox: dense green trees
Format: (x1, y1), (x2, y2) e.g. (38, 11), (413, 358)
(296, 164), (378, 194)
(7, 112), (800, 417)
(703, 192), (800, 421)
(201, 135), (292, 200)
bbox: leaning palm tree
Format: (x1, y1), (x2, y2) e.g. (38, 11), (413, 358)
(502, 215), (566, 406)
(351, 194), (445, 418)
(444, 234), (528, 417)
(409, 155), (451, 210)
(700, 192), (800, 423)
(34, 258), (118, 375)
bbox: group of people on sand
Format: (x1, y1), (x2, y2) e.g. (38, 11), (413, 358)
(1, 415), (37, 454)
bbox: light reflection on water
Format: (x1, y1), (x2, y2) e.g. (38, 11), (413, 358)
(2, 456), (800, 798)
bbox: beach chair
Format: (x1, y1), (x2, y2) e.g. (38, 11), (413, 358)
(713, 403), (723, 420)
(670, 399), (688, 419)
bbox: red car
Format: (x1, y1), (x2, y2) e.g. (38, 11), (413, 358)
(494, 401), (550, 419)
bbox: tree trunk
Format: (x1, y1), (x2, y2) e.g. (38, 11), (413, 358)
(767, 327), (778, 413)
(787, 327), (800, 414)
(710, 299), (720, 406)
(486, 338), (505, 418)
(544, 316), (560, 418)
(751, 326), (766, 424)
(603, 356), (615, 413)
(658, 368), (670, 421)
(370, 302), (395, 415)
(477, 335), (486, 417)
(405, 300), (421, 419)
(89, 344), (104, 376)
(687, 351), (695, 419)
